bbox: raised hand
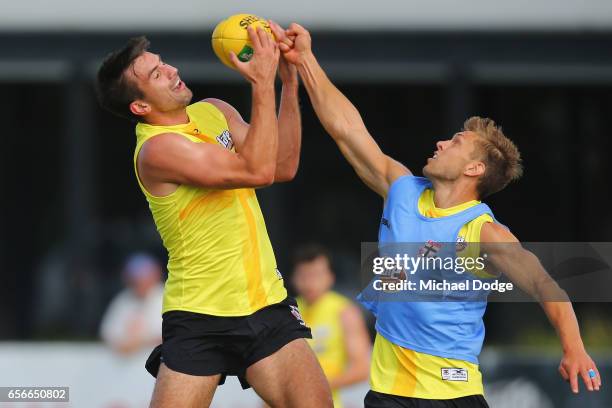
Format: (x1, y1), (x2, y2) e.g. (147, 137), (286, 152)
(229, 26), (280, 86)
(269, 21), (312, 66)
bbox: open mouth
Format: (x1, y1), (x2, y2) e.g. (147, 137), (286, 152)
(173, 78), (184, 91)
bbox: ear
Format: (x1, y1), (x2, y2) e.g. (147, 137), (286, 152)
(129, 100), (150, 117)
(465, 161), (485, 177)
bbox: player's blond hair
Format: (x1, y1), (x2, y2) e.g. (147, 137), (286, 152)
(464, 116), (523, 198)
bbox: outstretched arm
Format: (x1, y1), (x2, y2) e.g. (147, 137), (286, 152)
(275, 56), (302, 182)
(481, 223), (602, 394)
(204, 54), (301, 183)
(272, 22), (409, 197)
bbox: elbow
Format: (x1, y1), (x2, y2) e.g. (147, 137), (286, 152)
(252, 166), (276, 187)
(274, 165), (299, 183)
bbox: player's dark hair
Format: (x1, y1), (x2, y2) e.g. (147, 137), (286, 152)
(95, 36), (150, 121)
(292, 244), (333, 267)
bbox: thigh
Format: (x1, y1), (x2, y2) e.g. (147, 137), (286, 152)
(149, 363), (221, 408)
(246, 338), (333, 408)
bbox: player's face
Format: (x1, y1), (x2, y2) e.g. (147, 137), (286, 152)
(423, 131), (481, 181)
(292, 256), (335, 304)
(128, 269), (160, 299)
(127, 51), (193, 115)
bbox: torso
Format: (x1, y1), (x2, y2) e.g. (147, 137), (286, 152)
(133, 102), (287, 317)
(369, 176), (496, 399)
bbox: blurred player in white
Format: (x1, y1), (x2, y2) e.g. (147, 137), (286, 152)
(100, 253), (163, 355)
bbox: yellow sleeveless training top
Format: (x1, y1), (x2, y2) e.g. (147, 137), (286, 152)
(297, 291), (351, 408)
(370, 188), (493, 399)
(134, 101), (287, 316)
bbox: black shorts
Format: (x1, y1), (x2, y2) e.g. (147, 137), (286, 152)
(364, 391), (489, 408)
(145, 296), (311, 389)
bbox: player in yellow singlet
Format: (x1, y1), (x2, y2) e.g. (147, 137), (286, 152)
(268, 21), (602, 408)
(95, 28), (332, 408)
(292, 245), (371, 408)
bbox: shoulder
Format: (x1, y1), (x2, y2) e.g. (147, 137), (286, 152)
(146, 284), (164, 305)
(105, 289), (135, 314)
(199, 98), (241, 120)
(389, 175), (430, 190)
(138, 133), (198, 167)
(387, 175), (430, 201)
(325, 292), (356, 314)
(339, 302), (365, 327)
(139, 132), (183, 154)
(330, 290), (351, 303)
(481, 221), (518, 243)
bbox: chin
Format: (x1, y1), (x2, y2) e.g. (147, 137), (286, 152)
(423, 164), (446, 182)
(183, 89), (194, 105)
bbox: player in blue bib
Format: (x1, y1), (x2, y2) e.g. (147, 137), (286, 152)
(270, 21), (602, 408)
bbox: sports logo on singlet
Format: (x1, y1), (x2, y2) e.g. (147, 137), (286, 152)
(289, 305), (306, 326)
(417, 240), (441, 257)
(456, 235), (468, 252)
(381, 217), (391, 229)
(216, 130), (234, 150)
(441, 368), (468, 382)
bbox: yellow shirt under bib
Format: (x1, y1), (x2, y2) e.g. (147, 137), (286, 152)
(134, 102), (287, 317)
(297, 291), (351, 408)
(370, 188), (492, 399)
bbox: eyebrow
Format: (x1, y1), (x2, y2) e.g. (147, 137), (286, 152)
(147, 55), (162, 79)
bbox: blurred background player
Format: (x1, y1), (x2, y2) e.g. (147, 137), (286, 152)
(95, 27), (332, 408)
(292, 244), (371, 408)
(100, 253), (163, 355)
(270, 21), (602, 408)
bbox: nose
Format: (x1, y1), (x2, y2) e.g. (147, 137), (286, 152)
(165, 64), (178, 77)
(436, 140), (445, 151)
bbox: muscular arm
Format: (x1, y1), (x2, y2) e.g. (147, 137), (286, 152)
(481, 223), (601, 393)
(296, 53), (409, 197)
(203, 72), (301, 184)
(139, 83), (278, 192)
(275, 75), (301, 182)
(138, 26), (280, 193)
(328, 305), (371, 390)
(271, 22), (409, 195)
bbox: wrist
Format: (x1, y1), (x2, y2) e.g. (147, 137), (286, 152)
(252, 80), (275, 93)
(296, 51), (316, 70)
(282, 76), (299, 87)
(281, 79), (299, 93)
(562, 337), (585, 355)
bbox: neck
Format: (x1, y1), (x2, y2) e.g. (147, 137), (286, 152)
(144, 108), (189, 126)
(304, 291), (327, 306)
(430, 178), (479, 208)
